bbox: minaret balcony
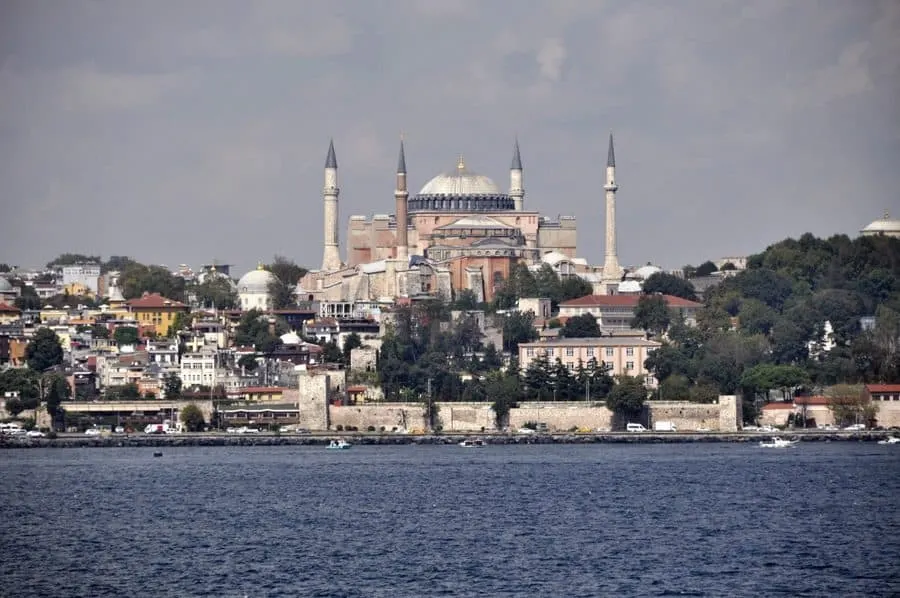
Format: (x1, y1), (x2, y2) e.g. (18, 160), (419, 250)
(603, 183), (618, 192)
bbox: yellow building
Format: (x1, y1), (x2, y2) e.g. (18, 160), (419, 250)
(0, 302), (21, 325)
(63, 282), (95, 298)
(125, 292), (188, 336)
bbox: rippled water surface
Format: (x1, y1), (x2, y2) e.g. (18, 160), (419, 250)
(2, 443), (899, 597)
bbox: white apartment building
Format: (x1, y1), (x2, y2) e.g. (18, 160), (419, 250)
(62, 264), (101, 295)
(518, 337), (661, 387)
(180, 346), (218, 387)
(147, 339), (179, 365)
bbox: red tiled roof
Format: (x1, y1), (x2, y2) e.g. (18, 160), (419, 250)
(762, 403), (795, 410)
(240, 387), (285, 394)
(126, 292), (186, 309)
(0, 302), (21, 313)
(866, 384), (900, 393)
(347, 385), (368, 393)
(794, 396), (829, 406)
(559, 294), (702, 308)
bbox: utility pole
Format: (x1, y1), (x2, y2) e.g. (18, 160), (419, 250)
(426, 377), (433, 431)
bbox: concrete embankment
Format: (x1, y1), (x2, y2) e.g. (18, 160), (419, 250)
(1, 431), (895, 449)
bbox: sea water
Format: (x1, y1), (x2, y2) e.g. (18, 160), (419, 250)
(1, 443), (898, 597)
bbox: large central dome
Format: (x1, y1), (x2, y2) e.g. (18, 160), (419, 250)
(410, 156), (513, 212)
(418, 157), (501, 196)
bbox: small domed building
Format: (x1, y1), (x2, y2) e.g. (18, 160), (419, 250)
(860, 211), (900, 238)
(237, 265), (277, 311)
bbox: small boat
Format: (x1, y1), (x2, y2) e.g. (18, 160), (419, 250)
(459, 439), (486, 448)
(327, 439), (352, 450)
(759, 437), (799, 449)
(152, 451), (163, 457)
(877, 436), (900, 445)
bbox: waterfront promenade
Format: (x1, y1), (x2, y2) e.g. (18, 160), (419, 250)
(1, 430), (896, 449)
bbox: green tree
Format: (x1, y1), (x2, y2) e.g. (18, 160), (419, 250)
(120, 262), (186, 302)
(658, 374), (691, 400)
(501, 311), (538, 353)
(342, 333), (363, 364)
(523, 352), (552, 400)
(631, 295), (671, 335)
(561, 314), (601, 338)
(114, 326), (140, 345)
(237, 353), (259, 372)
(163, 372), (182, 399)
(167, 312), (191, 336)
(14, 286), (41, 310)
(90, 324), (110, 339)
(606, 376), (648, 425)
(826, 384), (877, 428)
(234, 309), (287, 352)
(452, 289), (480, 310)
(46, 254), (101, 268)
(695, 261), (718, 277)
(265, 256), (308, 309)
(322, 340), (343, 363)
(180, 403), (206, 432)
(194, 276), (238, 309)
(641, 272), (698, 301)
(44, 372), (70, 428)
(0, 368), (41, 409)
(26, 328), (64, 372)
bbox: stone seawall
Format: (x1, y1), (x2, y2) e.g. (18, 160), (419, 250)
(2, 431), (894, 449)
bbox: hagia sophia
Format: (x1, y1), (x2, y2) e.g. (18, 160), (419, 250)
(297, 135), (624, 304)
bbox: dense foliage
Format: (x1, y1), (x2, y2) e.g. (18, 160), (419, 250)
(265, 256), (308, 309)
(647, 233), (900, 422)
(492, 263), (592, 311)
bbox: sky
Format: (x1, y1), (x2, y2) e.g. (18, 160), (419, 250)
(1, 0), (898, 277)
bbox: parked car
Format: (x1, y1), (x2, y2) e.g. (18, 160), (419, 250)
(26, 430), (46, 438)
(84, 428), (102, 436)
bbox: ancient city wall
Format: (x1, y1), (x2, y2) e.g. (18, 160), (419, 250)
(508, 402), (612, 431)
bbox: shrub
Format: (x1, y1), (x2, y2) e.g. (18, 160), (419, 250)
(336, 425), (344, 431)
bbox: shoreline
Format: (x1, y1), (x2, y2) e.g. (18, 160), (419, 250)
(1, 430), (895, 449)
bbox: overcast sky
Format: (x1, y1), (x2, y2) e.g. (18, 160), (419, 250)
(1, 0), (898, 277)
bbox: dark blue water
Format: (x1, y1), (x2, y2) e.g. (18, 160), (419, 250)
(1, 443), (898, 597)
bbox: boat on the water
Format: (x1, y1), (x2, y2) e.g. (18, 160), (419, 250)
(327, 439), (352, 450)
(759, 437), (799, 449)
(877, 436), (900, 445)
(459, 439), (486, 448)
(153, 451), (163, 458)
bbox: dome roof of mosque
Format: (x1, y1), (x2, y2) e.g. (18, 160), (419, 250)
(237, 265), (277, 294)
(861, 211), (900, 236)
(417, 156), (501, 196)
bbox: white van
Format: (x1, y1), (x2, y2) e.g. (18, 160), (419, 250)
(626, 423), (646, 432)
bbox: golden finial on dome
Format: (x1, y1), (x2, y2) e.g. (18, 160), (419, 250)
(257, 262), (265, 270)
(457, 154), (465, 171)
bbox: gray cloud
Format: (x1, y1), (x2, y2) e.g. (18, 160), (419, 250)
(1, 0), (897, 276)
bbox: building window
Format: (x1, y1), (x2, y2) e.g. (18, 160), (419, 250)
(606, 348), (614, 357)
(526, 348), (534, 357)
(566, 362), (574, 370)
(566, 348), (574, 357)
(626, 361), (634, 370)
(626, 348), (634, 357)
(586, 348), (594, 357)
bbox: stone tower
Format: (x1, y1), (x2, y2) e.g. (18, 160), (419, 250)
(321, 139), (342, 272)
(510, 139), (524, 211)
(602, 132), (622, 280)
(394, 139), (409, 261)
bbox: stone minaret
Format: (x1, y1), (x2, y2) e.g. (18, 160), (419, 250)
(602, 132), (622, 279)
(510, 139), (524, 211)
(394, 140), (409, 261)
(321, 139), (342, 272)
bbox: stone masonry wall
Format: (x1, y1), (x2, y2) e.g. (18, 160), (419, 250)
(646, 401), (722, 431)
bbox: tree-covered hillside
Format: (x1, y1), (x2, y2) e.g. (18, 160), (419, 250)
(648, 233), (900, 419)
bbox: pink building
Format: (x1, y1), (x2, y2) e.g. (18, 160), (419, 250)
(518, 336), (661, 386)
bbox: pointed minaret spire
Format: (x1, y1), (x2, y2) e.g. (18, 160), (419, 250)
(397, 139), (407, 174)
(394, 138), (410, 262)
(325, 139), (338, 169)
(511, 138), (523, 170)
(606, 132), (616, 168)
(510, 138), (525, 211)
(321, 139), (341, 271)
(602, 131), (621, 287)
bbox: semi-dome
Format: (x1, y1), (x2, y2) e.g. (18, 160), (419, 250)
(861, 211), (900, 238)
(410, 156), (513, 212)
(0, 277), (12, 292)
(237, 265), (277, 294)
(633, 264), (663, 280)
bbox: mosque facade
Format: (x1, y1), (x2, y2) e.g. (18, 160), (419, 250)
(299, 135), (622, 303)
